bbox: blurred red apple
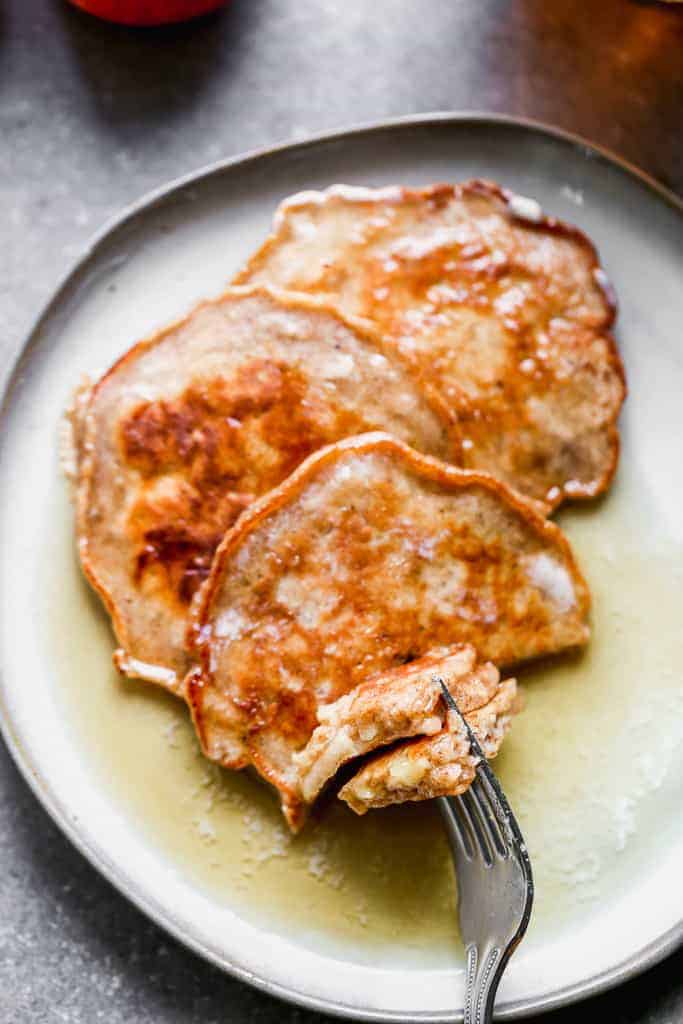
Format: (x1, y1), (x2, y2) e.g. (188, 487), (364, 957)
(67, 0), (229, 25)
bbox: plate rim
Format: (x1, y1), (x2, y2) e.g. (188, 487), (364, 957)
(1, 111), (682, 1022)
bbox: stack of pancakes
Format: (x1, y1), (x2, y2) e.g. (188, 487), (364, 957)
(69, 181), (624, 829)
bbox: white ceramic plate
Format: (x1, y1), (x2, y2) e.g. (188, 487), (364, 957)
(1, 115), (682, 1021)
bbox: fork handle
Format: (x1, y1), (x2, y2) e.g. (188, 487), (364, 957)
(463, 942), (502, 1024)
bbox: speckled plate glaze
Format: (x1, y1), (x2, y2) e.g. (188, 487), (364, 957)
(1, 114), (682, 1021)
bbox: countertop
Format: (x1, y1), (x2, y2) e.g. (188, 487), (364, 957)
(1, 1), (682, 1021)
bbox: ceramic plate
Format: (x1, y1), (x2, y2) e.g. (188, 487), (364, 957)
(1, 115), (682, 1021)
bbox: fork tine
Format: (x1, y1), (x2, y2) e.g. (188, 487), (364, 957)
(438, 676), (459, 712)
(470, 733), (531, 877)
(469, 778), (509, 859)
(439, 794), (475, 860)
(457, 790), (494, 866)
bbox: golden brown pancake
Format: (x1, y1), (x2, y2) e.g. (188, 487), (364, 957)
(237, 181), (626, 510)
(339, 678), (518, 815)
(189, 433), (589, 828)
(293, 644), (501, 804)
(73, 287), (453, 694)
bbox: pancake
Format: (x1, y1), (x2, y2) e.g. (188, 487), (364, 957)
(293, 644), (500, 804)
(339, 678), (518, 815)
(236, 181), (626, 510)
(72, 287), (453, 695)
(189, 433), (590, 828)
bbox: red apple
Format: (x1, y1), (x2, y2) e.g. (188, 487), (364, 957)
(67, 0), (229, 26)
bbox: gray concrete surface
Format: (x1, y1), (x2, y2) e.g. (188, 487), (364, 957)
(1, 1), (682, 1021)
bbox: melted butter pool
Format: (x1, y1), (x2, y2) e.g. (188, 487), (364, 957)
(51, 462), (683, 966)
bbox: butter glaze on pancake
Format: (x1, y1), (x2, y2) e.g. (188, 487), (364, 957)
(189, 433), (589, 827)
(74, 288), (453, 693)
(237, 181), (626, 509)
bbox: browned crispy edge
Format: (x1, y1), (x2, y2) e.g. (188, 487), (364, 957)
(74, 285), (458, 694)
(186, 430), (592, 812)
(234, 180), (627, 512)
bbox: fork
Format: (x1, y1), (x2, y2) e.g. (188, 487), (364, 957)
(438, 680), (534, 1024)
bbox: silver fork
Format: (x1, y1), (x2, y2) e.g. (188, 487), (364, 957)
(438, 681), (534, 1024)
